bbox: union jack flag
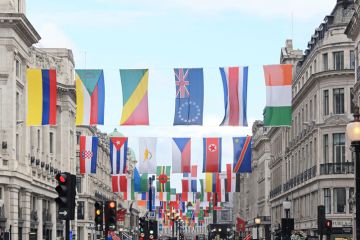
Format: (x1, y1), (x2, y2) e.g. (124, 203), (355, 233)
(175, 68), (190, 98)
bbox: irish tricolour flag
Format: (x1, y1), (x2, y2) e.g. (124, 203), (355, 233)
(263, 64), (292, 126)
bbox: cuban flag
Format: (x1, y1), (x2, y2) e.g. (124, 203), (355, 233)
(79, 136), (98, 174)
(220, 66), (248, 126)
(110, 137), (128, 174)
(233, 136), (252, 173)
(173, 68), (204, 125)
(182, 165), (197, 192)
(172, 138), (191, 173)
(203, 138), (222, 173)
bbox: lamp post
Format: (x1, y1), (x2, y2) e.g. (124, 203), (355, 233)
(167, 209), (178, 239)
(346, 106), (360, 240)
(283, 198), (291, 219)
(255, 217), (261, 240)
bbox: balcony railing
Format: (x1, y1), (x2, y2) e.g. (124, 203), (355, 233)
(282, 165), (316, 193)
(320, 162), (354, 175)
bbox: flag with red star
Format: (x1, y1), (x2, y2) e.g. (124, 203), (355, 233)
(202, 138), (222, 173)
(156, 166), (171, 192)
(110, 137), (128, 174)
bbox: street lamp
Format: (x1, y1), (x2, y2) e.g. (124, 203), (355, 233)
(255, 217), (261, 240)
(346, 106), (360, 240)
(283, 198), (291, 219)
(167, 209), (178, 239)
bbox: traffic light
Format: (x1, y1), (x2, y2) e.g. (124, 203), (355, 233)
(94, 202), (103, 231)
(325, 220), (332, 235)
(139, 217), (147, 240)
(148, 220), (158, 240)
(55, 172), (76, 220)
(105, 201), (117, 231)
(318, 205), (326, 236)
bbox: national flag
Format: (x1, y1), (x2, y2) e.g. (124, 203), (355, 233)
(226, 164), (241, 192)
(135, 173), (149, 192)
(237, 217), (246, 232)
(26, 69), (57, 126)
(199, 180), (211, 203)
(203, 138), (222, 172)
(109, 137), (128, 174)
(233, 136), (252, 173)
(220, 66), (248, 126)
(172, 138), (191, 173)
(263, 64), (292, 126)
(181, 192), (196, 202)
(120, 69), (149, 125)
(75, 69), (105, 125)
(205, 173), (219, 192)
(173, 68), (204, 125)
(182, 165), (197, 192)
(139, 138), (157, 174)
(111, 174), (128, 193)
(136, 192), (148, 200)
(79, 136), (98, 174)
(156, 166), (171, 192)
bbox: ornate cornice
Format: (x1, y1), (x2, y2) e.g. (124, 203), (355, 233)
(0, 13), (40, 47)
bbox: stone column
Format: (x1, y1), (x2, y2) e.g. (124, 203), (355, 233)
(37, 197), (43, 240)
(9, 185), (20, 240)
(50, 201), (56, 240)
(22, 189), (32, 240)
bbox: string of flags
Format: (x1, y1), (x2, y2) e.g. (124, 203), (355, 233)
(26, 65), (292, 127)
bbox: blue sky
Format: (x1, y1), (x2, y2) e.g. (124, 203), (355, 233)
(26, 0), (335, 189)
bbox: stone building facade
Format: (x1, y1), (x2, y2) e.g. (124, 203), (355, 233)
(269, 0), (356, 237)
(0, 1), (125, 240)
(235, 0), (356, 238)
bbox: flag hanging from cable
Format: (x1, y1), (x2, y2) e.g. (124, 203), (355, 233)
(156, 166), (171, 192)
(173, 68), (204, 125)
(79, 136), (98, 174)
(203, 138), (222, 172)
(26, 69), (57, 126)
(220, 66), (248, 126)
(120, 69), (149, 125)
(109, 137), (128, 174)
(75, 69), (105, 125)
(233, 136), (252, 173)
(172, 138), (191, 173)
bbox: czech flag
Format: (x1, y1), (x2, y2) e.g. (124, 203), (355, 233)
(202, 138), (222, 173)
(79, 136), (98, 174)
(109, 137), (128, 174)
(26, 69), (57, 126)
(172, 138), (191, 173)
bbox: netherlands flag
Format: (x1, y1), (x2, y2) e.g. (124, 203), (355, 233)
(172, 138), (191, 173)
(110, 137), (128, 174)
(220, 66), (248, 126)
(79, 136), (98, 174)
(202, 138), (222, 173)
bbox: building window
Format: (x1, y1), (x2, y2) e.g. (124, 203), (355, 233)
(309, 100), (313, 121)
(37, 129), (40, 151)
(310, 66), (313, 75)
(16, 92), (20, 120)
(323, 53), (328, 71)
(76, 131), (81, 145)
(50, 132), (54, 154)
(350, 188), (354, 213)
(333, 188), (346, 213)
(0, 187), (2, 200)
(314, 94), (317, 120)
(350, 50), (355, 70)
(324, 90), (329, 115)
(324, 135), (329, 164)
(333, 51), (344, 70)
(76, 177), (82, 193)
(16, 134), (19, 161)
(77, 201), (85, 220)
(333, 133), (345, 163)
(314, 60), (317, 73)
(333, 88), (344, 114)
(351, 88), (355, 113)
(324, 188), (331, 214)
(15, 59), (21, 78)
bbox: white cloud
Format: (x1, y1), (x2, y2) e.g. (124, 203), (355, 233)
(35, 22), (76, 50)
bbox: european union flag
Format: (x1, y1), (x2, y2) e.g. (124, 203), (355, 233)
(173, 68), (204, 125)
